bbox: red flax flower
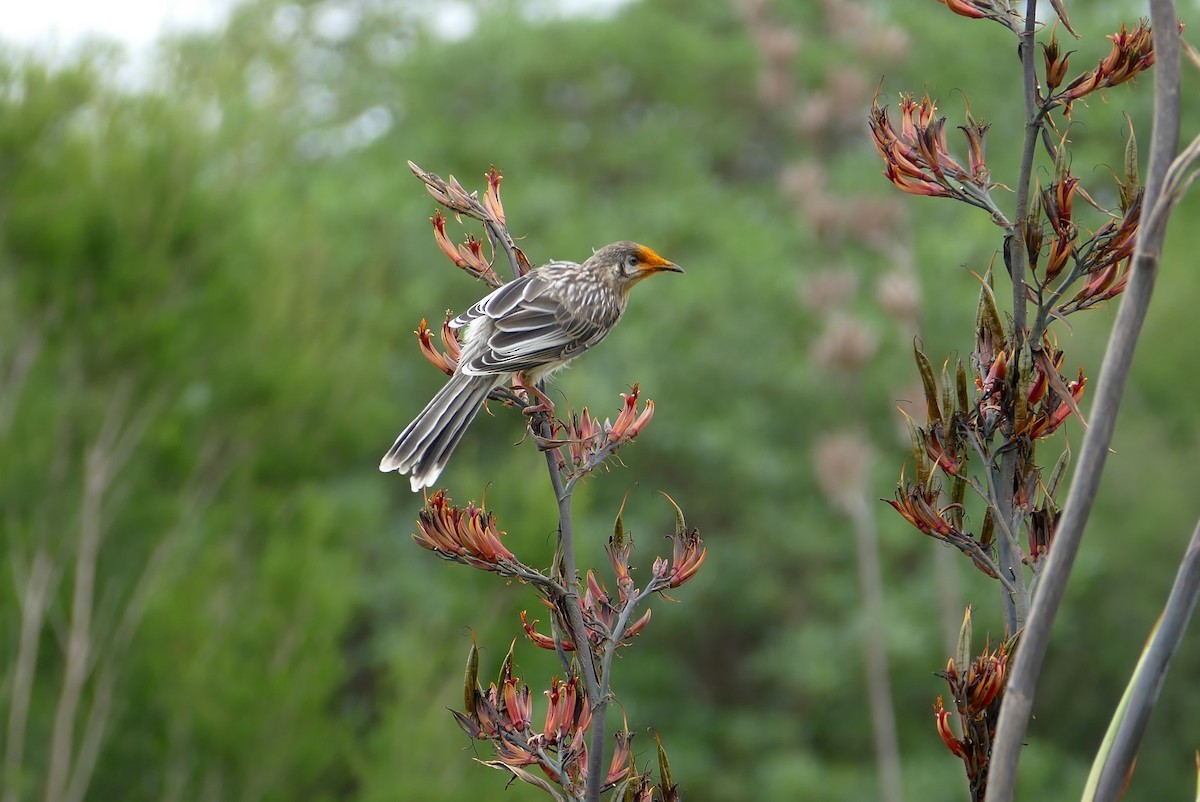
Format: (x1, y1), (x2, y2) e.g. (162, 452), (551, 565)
(652, 527), (708, 589)
(934, 0), (1019, 29)
(483, 166), (506, 227)
(936, 0), (987, 19)
(1057, 20), (1159, 113)
(934, 611), (1014, 797)
(555, 385), (656, 477)
(521, 571), (654, 653)
(454, 649), (636, 795)
(1024, 368), (1087, 439)
(429, 210), (501, 285)
(413, 490), (517, 570)
(935, 696), (968, 759)
(415, 315), (461, 376)
(869, 93), (995, 209)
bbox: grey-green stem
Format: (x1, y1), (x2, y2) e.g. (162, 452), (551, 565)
(987, 2), (1181, 799)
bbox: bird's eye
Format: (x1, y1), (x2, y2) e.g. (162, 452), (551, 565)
(626, 253), (639, 270)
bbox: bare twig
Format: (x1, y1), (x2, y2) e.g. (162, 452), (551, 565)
(44, 383), (158, 802)
(0, 326), (42, 438)
(987, 3), (1182, 799)
(4, 548), (58, 802)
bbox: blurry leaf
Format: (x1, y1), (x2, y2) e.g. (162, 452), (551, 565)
(1081, 617), (1161, 801)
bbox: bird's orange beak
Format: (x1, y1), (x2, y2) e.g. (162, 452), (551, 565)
(636, 246), (684, 275)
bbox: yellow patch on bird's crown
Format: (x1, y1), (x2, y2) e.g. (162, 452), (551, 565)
(634, 244), (672, 267)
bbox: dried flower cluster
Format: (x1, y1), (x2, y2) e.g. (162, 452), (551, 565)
(413, 490), (516, 571)
(869, 94), (996, 216)
(933, 610), (1013, 801)
(1049, 22), (1159, 114)
(416, 316), (461, 376)
(522, 495), (706, 654)
(409, 161), (530, 280)
(453, 642), (634, 797)
(549, 385), (657, 479)
(1027, 162), (1143, 320)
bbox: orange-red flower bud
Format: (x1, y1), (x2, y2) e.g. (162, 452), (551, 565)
(483, 165), (506, 226)
(416, 318), (457, 376)
(934, 697), (968, 758)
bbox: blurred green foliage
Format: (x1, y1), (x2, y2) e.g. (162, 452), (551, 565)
(2, 1), (1199, 800)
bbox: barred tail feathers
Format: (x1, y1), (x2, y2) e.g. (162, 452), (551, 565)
(379, 373), (502, 491)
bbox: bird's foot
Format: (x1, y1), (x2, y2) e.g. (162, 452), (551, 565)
(515, 378), (556, 416)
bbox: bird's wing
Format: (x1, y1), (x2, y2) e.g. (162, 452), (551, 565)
(451, 266), (613, 375)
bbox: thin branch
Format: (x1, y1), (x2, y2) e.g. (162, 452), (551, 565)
(4, 548), (58, 802)
(987, 4), (1182, 800)
(536, 405), (604, 802)
(0, 326), (42, 438)
(587, 578), (666, 801)
(44, 385), (156, 802)
(990, 0), (1042, 637)
(1093, 515), (1200, 801)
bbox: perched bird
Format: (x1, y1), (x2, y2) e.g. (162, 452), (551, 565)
(380, 241), (682, 491)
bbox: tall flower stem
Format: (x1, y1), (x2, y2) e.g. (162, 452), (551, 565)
(537, 411), (604, 802)
(987, 2), (1183, 798)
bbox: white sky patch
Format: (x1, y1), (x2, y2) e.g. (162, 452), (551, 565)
(0, 0), (235, 53)
(1, 0), (637, 54)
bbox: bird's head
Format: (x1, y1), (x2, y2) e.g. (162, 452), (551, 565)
(591, 241), (684, 288)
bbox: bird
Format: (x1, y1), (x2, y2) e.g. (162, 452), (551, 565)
(380, 241), (682, 491)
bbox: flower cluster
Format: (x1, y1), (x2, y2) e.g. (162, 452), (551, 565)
(454, 645), (634, 795)
(1020, 351), (1086, 440)
(413, 490), (516, 571)
(431, 210), (500, 286)
(522, 495), (706, 653)
(887, 323), (1087, 575)
(1054, 21), (1158, 114)
(1024, 158), (1142, 319)
(520, 564), (654, 652)
(885, 477), (997, 579)
(933, 610), (1013, 799)
(1060, 192), (1142, 315)
(415, 315), (461, 376)
(651, 525), (707, 590)
(868, 93), (993, 207)
(409, 160), (531, 277)
(552, 385), (656, 478)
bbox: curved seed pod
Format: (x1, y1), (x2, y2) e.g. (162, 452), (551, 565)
(956, 359), (970, 414)
(498, 638), (516, 685)
(655, 729), (675, 796)
(1046, 447), (1071, 500)
(464, 631), (480, 716)
(914, 338), (943, 427)
(956, 606), (974, 678)
(975, 271), (1005, 350)
(979, 509), (995, 550)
